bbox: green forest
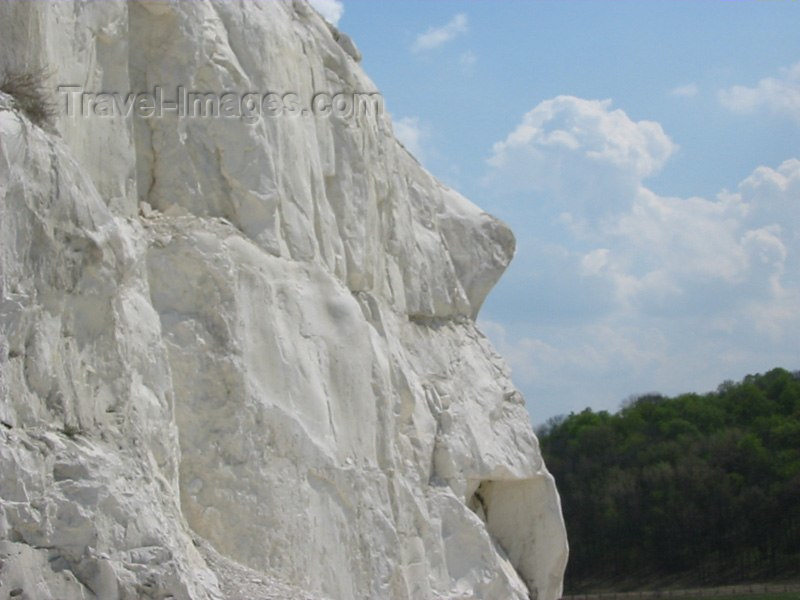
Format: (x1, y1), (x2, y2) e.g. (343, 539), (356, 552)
(537, 368), (800, 593)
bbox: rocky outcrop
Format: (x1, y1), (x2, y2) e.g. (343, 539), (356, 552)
(0, 2), (568, 599)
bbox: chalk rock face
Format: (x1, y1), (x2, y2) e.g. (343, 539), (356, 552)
(0, 2), (568, 599)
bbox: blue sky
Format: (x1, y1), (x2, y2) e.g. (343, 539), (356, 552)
(311, 0), (800, 425)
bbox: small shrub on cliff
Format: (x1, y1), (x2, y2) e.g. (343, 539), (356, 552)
(0, 67), (56, 127)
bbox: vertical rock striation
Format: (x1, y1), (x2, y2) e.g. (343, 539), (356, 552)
(0, 1), (568, 598)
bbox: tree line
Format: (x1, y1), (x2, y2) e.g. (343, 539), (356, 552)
(537, 368), (800, 593)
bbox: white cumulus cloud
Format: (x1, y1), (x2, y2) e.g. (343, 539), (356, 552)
(412, 14), (468, 53)
(490, 96), (675, 180)
(719, 61), (800, 123)
(482, 96), (800, 421)
(308, 0), (344, 26)
(737, 158), (800, 225)
(487, 96), (676, 217)
(575, 161), (798, 316)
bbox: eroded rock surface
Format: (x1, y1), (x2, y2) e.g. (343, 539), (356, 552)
(0, 2), (568, 598)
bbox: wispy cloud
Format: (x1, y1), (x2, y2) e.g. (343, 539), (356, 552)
(309, 0), (344, 26)
(459, 50), (477, 74)
(412, 14), (468, 53)
(719, 61), (800, 123)
(670, 83), (698, 98)
(393, 116), (426, 160)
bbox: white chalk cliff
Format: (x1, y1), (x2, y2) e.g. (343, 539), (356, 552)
(0, 2), (568, 598)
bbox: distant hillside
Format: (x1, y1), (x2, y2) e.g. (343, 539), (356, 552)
(538, 368), (800, 593)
